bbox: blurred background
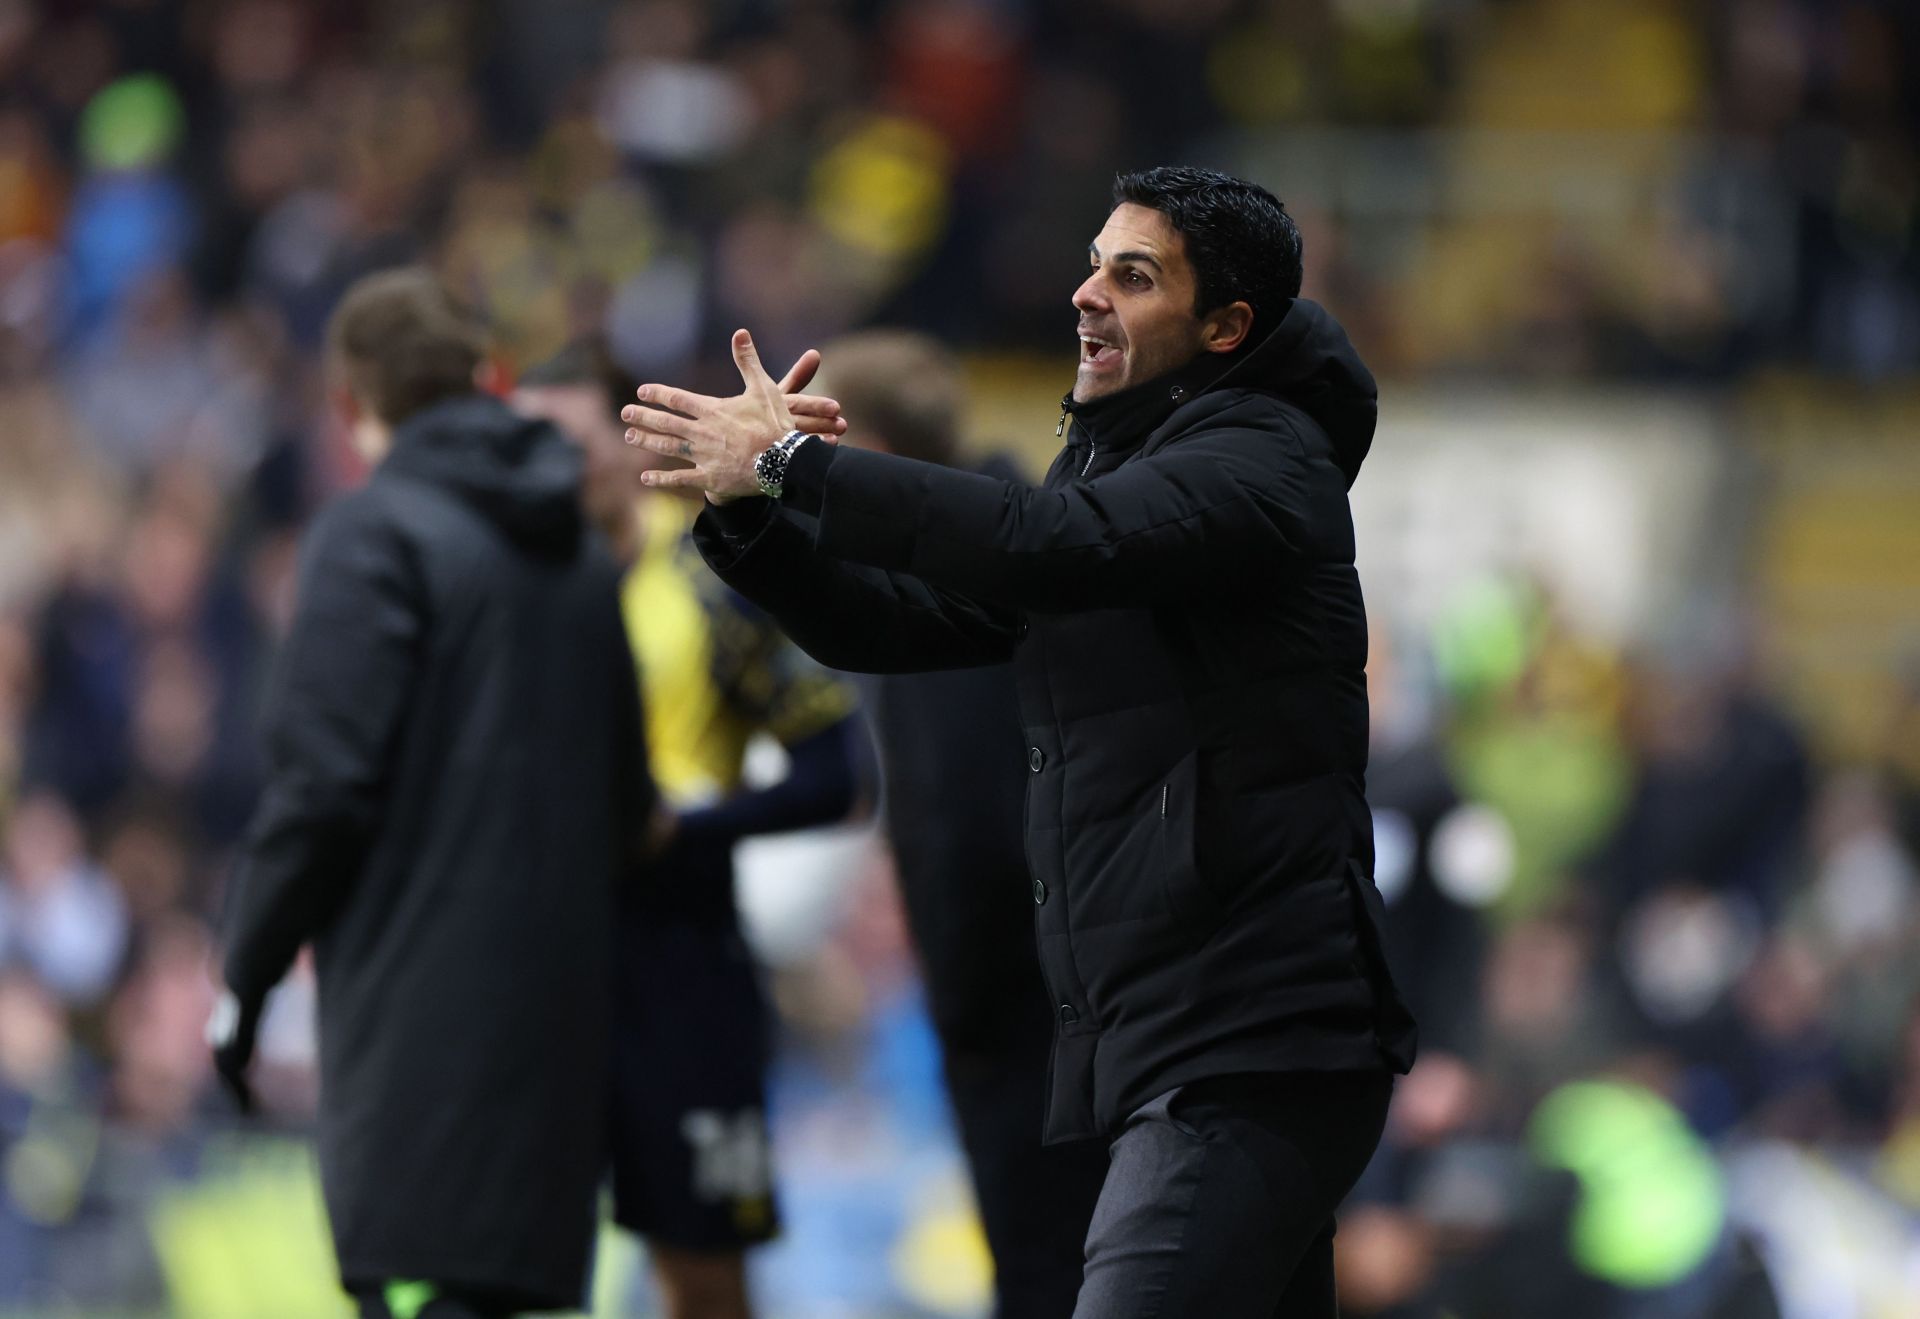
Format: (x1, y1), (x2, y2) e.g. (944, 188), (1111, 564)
(1, 0), (1918, 1315)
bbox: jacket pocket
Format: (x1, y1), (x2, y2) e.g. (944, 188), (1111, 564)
(1342, 860), (1419, 1072)
(1160, 752), (1223, 928)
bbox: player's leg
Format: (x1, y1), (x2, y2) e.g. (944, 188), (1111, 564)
(612, 919), (778, 1319)
(647, 1244), (753, 1319)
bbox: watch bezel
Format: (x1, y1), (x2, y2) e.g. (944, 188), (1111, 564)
(754, 429), (810, 499)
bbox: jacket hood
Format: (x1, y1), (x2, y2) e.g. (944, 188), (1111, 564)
(1233, 298), (1377, 488)
(383, 394), (584, 549)
(1062, 298), (1378, 489)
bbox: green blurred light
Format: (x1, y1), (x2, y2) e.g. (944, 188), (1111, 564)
(1431, 576), (1536, 700)
(1528, 1080), (1724, 1289)
(80, 73), (186, 172)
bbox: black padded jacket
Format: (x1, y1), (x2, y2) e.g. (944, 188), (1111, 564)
(222, 395), (649, 1306)
(696, 300), (1416, 1141)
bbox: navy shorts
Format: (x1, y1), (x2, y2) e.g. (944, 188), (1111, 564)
(610, 914), (780, 1252)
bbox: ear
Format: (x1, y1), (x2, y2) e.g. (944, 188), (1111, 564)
(1200, 301), (1254, 355)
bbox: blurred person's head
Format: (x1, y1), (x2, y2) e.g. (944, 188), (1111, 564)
(131, 639), (216, 787)
(0, 969), (71, 1095)
(813, 330), (963, 467)
(324, 267), (487, 463)
(1072, 166), (1302, 403)
(1390, 1051), (1484, 1148)
(1483, 912), (1595, 1044)
(120, 494), (215, 634)
(2, 789), (86, 900)
(1333, 1205), (1435, 1315)
(105, 912), (216, 1133)
(512, 338), (644, 547)
(1736, 936), (1831, 1044)
(99, 802), (193, 921)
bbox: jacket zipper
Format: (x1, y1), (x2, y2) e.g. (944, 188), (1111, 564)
(1059, 404), (1097, 476)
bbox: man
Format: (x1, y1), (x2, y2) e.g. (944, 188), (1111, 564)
(210, 268), (650, 1319)
(619, 166), (1419, 1317)
(513, 341), (866, 1319)
(807, 331), (1106, 1319)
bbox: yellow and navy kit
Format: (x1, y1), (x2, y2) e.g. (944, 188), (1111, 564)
(621, 497), (857, 812)
(612, 497), (860, 1251)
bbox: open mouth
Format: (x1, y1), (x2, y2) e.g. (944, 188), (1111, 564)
(1080, 335), (1122, 367)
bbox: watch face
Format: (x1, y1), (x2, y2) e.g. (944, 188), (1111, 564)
(755, 445), (783, 497)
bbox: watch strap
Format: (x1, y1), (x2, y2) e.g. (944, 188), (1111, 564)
(754, 429), (811, 499)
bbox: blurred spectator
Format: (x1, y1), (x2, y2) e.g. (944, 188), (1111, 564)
(0, 1), (1913, 1313)
(0, 791), (128, 1007)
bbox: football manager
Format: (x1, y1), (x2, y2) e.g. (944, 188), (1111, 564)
(622, 166), (1418, 1318)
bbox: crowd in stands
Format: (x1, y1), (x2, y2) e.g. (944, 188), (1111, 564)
(1, 0), (1917, 1313)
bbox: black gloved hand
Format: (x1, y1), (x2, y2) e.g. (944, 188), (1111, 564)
(206, 988), (263, 1116)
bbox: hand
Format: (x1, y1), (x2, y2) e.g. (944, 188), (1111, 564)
(621, 332), (844, 504)
(772, 347), (847, 438)
(206, 988), (262, 1116)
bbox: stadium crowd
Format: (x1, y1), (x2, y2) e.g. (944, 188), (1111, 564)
(0, 0), (1917, 1314)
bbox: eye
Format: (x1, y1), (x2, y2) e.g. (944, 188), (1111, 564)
(1124, 270), (1149, 288)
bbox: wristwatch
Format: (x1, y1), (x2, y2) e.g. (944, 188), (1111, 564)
(754, 429), (812, 499)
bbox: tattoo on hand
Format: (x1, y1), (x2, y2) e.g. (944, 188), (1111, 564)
(678, 439), (692, 457)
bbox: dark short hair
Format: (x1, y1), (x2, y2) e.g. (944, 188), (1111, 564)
(814, 330), (963, 467)
(325, 267), (487, 425)
(1112, 166), (1303, 333)
(516, 336), (639, 422)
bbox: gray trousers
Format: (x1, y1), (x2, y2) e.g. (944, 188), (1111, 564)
(1072, 1071), (1393, 1319)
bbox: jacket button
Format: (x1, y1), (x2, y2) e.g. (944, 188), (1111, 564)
(1028, 747), (1045, 772)
(1032, 878), (1047, 905)
(1170, 385), (1188, 403)
(1058, 1004), (1078, 1026)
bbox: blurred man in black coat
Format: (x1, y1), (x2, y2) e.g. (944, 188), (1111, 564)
(210, 268), (650, 1319)
(812, 331), (1107, 1319)
(620, 167), (1418, 1317)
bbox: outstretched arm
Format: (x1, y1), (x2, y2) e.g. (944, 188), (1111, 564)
(693, 500), (1021, 673)
(627, 330), (1334, 616)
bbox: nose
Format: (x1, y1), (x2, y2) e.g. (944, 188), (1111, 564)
(1072, 270), (1108, 315)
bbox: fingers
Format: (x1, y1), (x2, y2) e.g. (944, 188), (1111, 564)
(731, 329), (784, 405)
(785, 394), (848, 435)
(625, 427), (699, 461)
(621, 405), (698, 441)
(777, 348), (822, 395)
(639, 466), (706, 490)
(630, 384), (713, 418)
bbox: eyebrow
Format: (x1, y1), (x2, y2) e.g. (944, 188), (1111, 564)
(1089, 242), (1164, 273)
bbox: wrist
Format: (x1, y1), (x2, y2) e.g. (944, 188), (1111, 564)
(752, 430), (812, 500)
(780, 435), (835, 515)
